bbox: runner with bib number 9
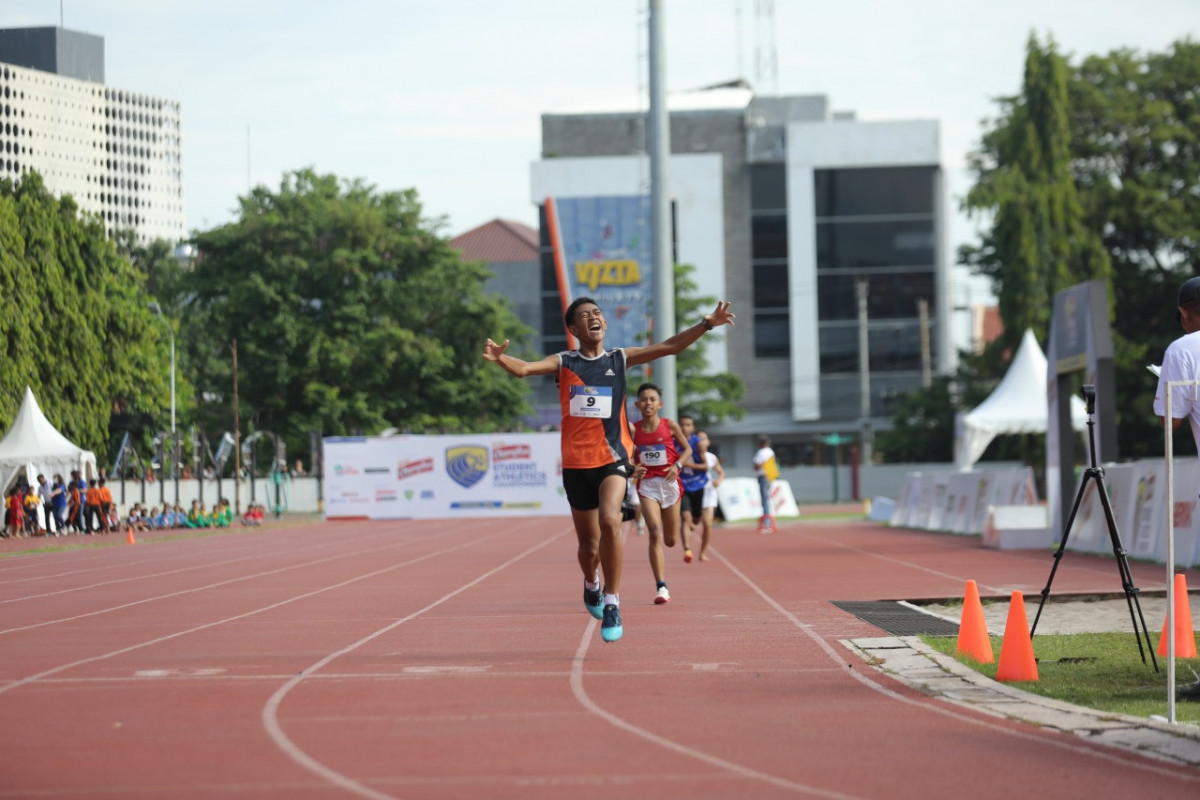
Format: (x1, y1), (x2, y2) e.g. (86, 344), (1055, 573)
(483, 298), (735, 642)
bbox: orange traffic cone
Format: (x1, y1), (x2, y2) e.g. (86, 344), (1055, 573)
(996, 591), (1038, 682)
(955, 580), (994, 663)
(126, 527), (136, 545)
(1157, 573), (1197, 659)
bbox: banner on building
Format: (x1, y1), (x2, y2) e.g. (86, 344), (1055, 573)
(548, 195), (653, 350)
(323, 433), (568, 520)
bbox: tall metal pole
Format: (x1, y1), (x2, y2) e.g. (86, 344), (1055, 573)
(232, 339), (241, 515)
(169, 334), (176, 436)
(856, 280), (872, 463)
(649, 0), (677, 418)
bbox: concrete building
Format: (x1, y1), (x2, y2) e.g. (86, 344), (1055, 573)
(530, 84), (949, 469)
(0, 26), (183, 244)
(451, 219), (560, 427)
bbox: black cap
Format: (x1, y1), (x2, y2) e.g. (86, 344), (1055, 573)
(1180, 277), (1200, 306)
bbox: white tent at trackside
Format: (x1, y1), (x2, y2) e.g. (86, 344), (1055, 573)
(954, 329), (1088, 471)
(0, 387), (98, 492)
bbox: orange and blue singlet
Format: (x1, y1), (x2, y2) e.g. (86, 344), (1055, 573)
(557, 348), (635, 469)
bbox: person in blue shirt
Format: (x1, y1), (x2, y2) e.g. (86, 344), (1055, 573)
(50, 474), (68, 536)
(677, 415), (709, 562)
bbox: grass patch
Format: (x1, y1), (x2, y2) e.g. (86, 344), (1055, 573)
(922, 632), (1200, 723)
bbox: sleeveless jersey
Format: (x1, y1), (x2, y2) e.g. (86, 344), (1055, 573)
(557, 348), (635, 469)
(679, 432), (708, 492)
(633, 417), (678, 479)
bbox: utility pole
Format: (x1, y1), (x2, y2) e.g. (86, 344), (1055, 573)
(232, 339), (241, 515)
(918, 298), (932, 388)
(856, 280), (873, 463)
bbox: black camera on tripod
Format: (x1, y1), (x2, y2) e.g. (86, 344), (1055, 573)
(1081, 384), (1097, 415)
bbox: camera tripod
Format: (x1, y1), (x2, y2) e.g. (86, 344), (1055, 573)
(1030, 384), (1158, 671)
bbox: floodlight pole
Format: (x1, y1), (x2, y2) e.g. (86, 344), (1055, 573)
(148, 303), (176, 436)
(648, 0), (676, 418)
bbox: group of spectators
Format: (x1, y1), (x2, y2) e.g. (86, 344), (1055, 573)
(4, 469), (269, 537)
(4, 470), (106, 538)
(124, 499), (236, 531)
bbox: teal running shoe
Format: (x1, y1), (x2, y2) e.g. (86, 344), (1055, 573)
(601, 603), (623, 642)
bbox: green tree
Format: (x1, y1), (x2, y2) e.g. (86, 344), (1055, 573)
(1068, 40), (1200, 457)
(671, 263), (745, 424)
(961, 32), (1113, 358)
(961, 37), (1199, 460)
(0, 173), (167, 457)
(185, 169), (532, 463)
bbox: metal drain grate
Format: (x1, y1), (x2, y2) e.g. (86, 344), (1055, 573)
(832, 601), (960, 636)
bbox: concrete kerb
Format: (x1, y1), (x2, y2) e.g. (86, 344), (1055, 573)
(844, 635), (1200, 767)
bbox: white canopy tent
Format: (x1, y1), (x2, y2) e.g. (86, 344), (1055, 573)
(954, 329), (1088, 471)
(0, 387), (98, 492)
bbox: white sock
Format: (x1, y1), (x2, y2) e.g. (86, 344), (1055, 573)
(585, 578), (599, 591)
(603, 593), (619, 606)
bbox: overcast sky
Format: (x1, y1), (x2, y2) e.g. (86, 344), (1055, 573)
(2, 1), (1196, 308)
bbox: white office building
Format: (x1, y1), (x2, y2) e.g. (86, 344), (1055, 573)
(0, 26), (183, 244)
(531, 85), (949, 468)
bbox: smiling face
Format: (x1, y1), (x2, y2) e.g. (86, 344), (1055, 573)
(569, 303), (606, 345)
(636, 385), (662, 419)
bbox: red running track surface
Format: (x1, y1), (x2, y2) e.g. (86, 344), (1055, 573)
(0, 516), (1197, 799)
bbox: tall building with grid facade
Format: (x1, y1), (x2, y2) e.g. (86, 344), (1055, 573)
(0, 26), (183, 244)
(531, 86), (949, 468)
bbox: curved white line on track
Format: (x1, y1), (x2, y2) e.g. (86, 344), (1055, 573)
(798, 529), (1167, 595)
(0, 531), (434, 636)
(562, 535), (1197, 793)
(569, 622), (866, 798)
(712, 546), (1199, 784)
(260, 526), (567, 800)
(0, 536), (344, 603)
(0, 528), (504, 695)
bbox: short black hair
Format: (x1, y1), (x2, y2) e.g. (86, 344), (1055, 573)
(636, 382), (662, 398)
(564, 296), (599, 328)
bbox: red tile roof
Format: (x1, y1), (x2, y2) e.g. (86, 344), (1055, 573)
(451, 219), (539, 263)
(972, 304), (1004, 353)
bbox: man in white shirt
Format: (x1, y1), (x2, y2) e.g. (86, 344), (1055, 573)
(752, 436), (777, 533)
(1154, 276), (1200, 450)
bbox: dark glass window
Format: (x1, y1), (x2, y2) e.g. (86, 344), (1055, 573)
(868, 323), (924, 371)
(817, 220), (934, 270)
(752, 214), (788, 259)
(818, 322), (925, 374)
(750, 164), (787, 211)
(817, 272), (935, 321)
(754, 311), (790, 358)
(754, 263), (789, 309)
(818, 326), (859, 373)
(815, 166), (935, 217)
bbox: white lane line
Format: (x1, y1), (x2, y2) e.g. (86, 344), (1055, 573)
(568, 620), (865, 799)
(0, 527), (505, 694)
(0, 535), (350, 604)
(712, 547), (1198, 784)
(0, 531), (439, 636)
(260, 526), (566, 800)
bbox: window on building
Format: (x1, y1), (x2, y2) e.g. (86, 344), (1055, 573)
(752, 165), (789, 357)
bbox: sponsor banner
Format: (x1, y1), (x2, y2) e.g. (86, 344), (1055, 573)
(889, 467), (1039, 534)
(323, 433), (567, 520)
(714, 478), (799, 522)
(553, 195), (653, 349)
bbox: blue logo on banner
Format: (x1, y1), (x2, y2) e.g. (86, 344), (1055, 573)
(446, 445), (488, 488)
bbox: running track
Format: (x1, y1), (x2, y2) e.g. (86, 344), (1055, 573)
(1, 516), (1197, 799)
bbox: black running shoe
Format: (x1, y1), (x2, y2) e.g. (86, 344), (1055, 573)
(584, 584), (604, 619)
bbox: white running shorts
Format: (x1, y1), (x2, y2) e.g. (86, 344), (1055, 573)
(638, 476), (681, 509)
